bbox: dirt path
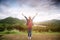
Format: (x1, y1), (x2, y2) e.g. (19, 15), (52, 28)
(0, 34), (60, 40)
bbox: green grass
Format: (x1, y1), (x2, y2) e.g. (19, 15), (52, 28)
(0, 30), (60, 40)
(32, 31), (60, 34)
(0, 30), (60, 35)
(0, 29), (20, 34)
(0, 33), (60, 40)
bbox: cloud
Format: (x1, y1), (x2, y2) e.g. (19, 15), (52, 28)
(51, 0), (60, 8)
(0, 0), (60, 22)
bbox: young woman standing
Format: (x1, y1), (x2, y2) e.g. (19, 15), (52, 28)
(22, 13), (37, 40)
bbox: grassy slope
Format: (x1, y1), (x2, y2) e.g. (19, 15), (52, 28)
(0, 33), (60, 40)
(0, 30), (60, 40)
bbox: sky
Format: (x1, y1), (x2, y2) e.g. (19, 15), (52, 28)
(0, 0), (60, 22)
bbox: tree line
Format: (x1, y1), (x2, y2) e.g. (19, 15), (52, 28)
(0, 17), (60, 32)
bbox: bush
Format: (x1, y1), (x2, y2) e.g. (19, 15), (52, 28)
(0, 29), (20, 34)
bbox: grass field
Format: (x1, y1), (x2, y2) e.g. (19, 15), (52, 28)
(0, 32), (60, 40)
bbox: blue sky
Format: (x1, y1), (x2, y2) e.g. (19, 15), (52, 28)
(0, 0), (60, 22)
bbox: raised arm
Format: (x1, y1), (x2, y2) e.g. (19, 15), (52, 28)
(32, 13), (38, 20)
(22, 13), (28, 20)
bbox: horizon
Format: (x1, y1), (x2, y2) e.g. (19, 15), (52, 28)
(0, 0), (60, 22)
(0, 16), (60, 23)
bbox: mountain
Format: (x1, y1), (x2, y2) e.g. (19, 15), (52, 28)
(0, 17), (25, 24)
(39, 19), (60, 26)
(39, 19), (60, 32)
(0, 17), (26, 31)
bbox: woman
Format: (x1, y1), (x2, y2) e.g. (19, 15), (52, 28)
(22, 13), (37, 40)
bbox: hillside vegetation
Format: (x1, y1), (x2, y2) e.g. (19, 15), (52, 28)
(0, 17), (60, 33)
(37, 19), (60, 32)
(0, 17), (26, 32)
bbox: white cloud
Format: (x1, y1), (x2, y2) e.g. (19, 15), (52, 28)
(0, 0), (60, 22)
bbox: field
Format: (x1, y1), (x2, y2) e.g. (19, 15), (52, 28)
(0, 32), (60, 40)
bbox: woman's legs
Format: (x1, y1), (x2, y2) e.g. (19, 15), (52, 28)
(28, 29), (32, 39)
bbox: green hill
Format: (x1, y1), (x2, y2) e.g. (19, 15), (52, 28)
(0, 17), (25, 24)
(0, 17), (26, 31)
(39, 19), (60, 32)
